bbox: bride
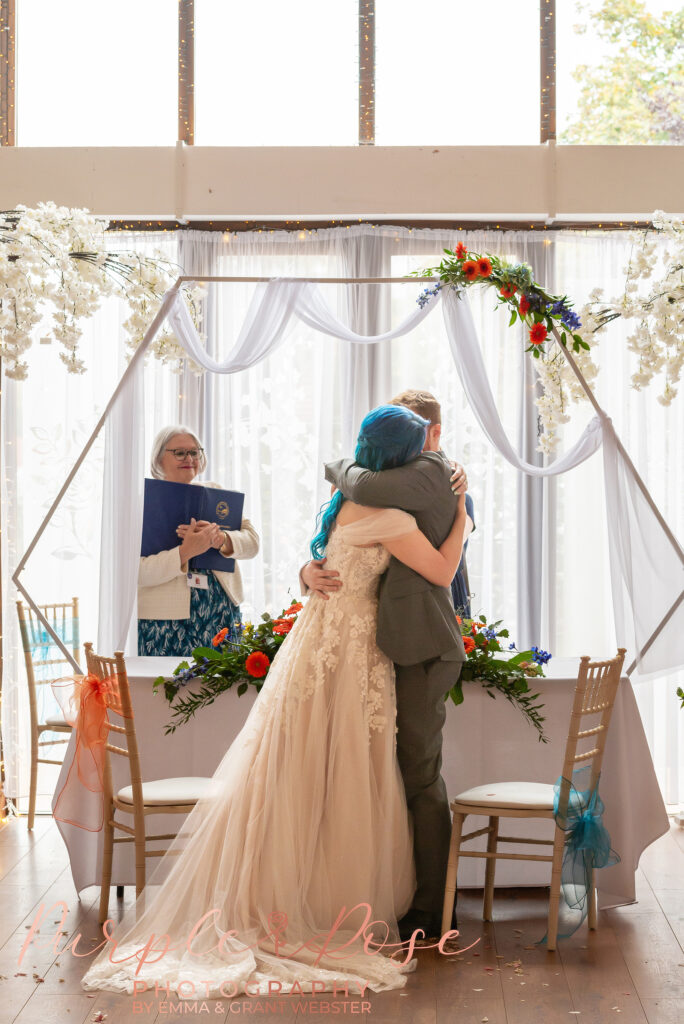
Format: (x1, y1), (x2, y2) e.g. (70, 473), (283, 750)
(82, 404), (467, 999)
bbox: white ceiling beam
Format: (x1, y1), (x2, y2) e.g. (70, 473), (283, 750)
(1, 143), (682, 221)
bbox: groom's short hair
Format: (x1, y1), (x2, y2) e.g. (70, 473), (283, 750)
(390, 389), (441, 425)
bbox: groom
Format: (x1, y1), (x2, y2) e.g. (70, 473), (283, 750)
(300, 389), (467, 941)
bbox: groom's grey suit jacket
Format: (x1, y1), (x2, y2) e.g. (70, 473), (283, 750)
(325, 452), (466, 667)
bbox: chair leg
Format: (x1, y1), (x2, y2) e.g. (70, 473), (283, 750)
(28, 732), (38, 831)
(587, 865), (597, 930)
(116, 885), (124, 899)
(99, 807), (114, 925)
(134, 821), (146, 898)
(441, 811), (464, 936)
(546, 826), (565, 952)
(483, 816), (499, 922)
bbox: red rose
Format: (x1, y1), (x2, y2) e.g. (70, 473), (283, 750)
(529, 322), (548, 345)
(463, 636), (476, 654)
(462, 260), (478, 281)
(272, 618), (294, 636)
(211, 627), (229, 647)
(477, 257), (493, 278)
(455, 242), (468, 259)
(245, 651), (270, 677)
(519, 295), (531, 316)
(283, 602), (303, 617)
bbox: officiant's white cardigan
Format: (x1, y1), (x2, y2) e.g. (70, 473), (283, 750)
(137, 480), (259, 620)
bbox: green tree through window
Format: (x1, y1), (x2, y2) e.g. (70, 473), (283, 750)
(562, 0), (684, 144)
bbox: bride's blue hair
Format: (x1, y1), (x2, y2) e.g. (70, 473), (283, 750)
(310, 404), (429, 560)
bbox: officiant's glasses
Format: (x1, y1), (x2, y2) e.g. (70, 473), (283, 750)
(166, 447), (204, 461)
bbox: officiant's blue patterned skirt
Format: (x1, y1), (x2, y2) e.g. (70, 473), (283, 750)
(138, 572), (242, 657)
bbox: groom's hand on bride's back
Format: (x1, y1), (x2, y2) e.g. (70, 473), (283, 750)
(300, 558), (342, 599)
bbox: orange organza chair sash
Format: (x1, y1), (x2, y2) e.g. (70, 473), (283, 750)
(51, 673), (131, 832)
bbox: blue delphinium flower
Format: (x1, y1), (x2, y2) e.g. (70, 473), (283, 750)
(417, 282), (442, 309)
(483, 627), (499, 641)
(509, 642), (517, 651)
(531, 646), (552, 665)
(549, 300), (582, 331)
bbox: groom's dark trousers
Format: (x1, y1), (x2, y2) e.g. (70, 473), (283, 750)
(325, 452), (465, 923)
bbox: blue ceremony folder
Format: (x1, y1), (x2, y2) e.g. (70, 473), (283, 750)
(141, 478), (245, 573)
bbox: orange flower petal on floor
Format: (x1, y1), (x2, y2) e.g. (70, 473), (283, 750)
(245, 651), (270, 677)
(462, 260), (478, 281)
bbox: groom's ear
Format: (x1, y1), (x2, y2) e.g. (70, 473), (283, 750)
(427, 423), (442, 450)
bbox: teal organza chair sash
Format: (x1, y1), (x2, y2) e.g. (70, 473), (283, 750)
(540, 764), (619, 942)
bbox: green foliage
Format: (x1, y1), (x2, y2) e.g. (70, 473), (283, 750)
(445, 616), (550, 743)
(152, 601), (302, 733)
(562, 1), (684, 144)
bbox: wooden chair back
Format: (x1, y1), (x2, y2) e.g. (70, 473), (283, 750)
(17, 598), (80, 729)
(556, 648), (627, 812)
(83, 643), (144, 823)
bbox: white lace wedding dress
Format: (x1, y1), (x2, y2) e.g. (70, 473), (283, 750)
(82, 508), (420, 998)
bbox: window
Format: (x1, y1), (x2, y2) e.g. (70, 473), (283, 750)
(194, 0), (358, 146)
(16, 0), (177, 145)
(557, 0), (683, 144)
(375, 0), (540, 145)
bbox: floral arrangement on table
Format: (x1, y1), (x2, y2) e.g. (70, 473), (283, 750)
(154, 600), (550, 742)
(153, 600), (304, 734)
(0, 203), (206, 380)
(449, 614), (550, 743)
(415, 211), (683, 454)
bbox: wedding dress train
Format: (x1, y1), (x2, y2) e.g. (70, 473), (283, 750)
(81, 508), (420, 998)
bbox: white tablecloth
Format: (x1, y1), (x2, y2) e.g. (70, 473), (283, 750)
(54, 656), (669, 909)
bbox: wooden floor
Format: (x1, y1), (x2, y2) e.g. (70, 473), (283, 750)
(0, 816), (682, 1024)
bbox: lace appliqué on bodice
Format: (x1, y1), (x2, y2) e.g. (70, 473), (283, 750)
(251, 520), (395, 742)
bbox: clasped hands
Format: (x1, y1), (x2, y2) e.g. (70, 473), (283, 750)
(302, 461), (468, 599)
(176, 518), (228, 561)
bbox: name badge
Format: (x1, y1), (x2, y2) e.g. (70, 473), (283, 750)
(187, 572), (210, 590)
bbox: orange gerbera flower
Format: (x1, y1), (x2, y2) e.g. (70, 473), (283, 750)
(477, 257), (493, 278)
(283, 602), (303, 617)
(245, 651), (270, 677)
(211, 627), (229, 647)
(529, 322), (548, 345)
(272, 618), (294, 635)
(500, 282), (517, 299)
(462, 260), (478, 281)
(463, 636), (476, 654)
(455, 242), (468, 259)
(519, 295), (531, 316)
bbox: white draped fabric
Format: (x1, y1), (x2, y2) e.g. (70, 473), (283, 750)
(94, 281), (683, 687)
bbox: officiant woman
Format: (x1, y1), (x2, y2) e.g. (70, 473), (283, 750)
(137, 425), (260, 656)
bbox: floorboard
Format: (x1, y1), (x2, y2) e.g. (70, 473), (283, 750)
(1, 817), (681, 1024)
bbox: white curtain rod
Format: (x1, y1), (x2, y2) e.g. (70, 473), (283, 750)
(178, 275), (438, 284)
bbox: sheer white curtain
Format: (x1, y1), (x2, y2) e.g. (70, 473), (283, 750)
(2, 232), (180, 806)
(4, 225), (681, 812)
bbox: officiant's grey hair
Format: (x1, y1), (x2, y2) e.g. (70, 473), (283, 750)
(150, 425), (208, 479)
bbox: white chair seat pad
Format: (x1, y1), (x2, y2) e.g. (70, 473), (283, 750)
(43, 716), (71, 728)
(117, 776), (216, 806)
(453, 781), (556, 810)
